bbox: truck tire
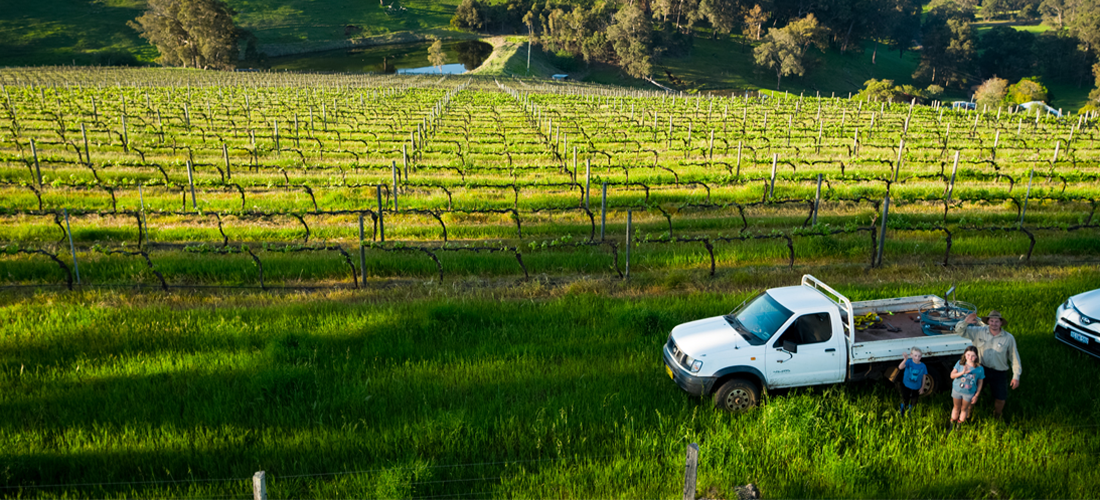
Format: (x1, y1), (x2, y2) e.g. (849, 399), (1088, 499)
(920, 365), (948, 396)
(713, 378), (759, 411)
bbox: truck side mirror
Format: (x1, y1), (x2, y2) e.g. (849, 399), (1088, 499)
(783, 339), (798, 354)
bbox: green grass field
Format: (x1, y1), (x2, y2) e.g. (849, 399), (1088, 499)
(2, 266), (1100, 498)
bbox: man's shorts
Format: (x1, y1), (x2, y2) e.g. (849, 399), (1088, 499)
(984, 367), (1009, 401)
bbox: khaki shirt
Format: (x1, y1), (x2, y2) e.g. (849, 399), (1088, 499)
(954, 321), (1022, 380)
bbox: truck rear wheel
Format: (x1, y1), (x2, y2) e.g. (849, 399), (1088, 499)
(920, 365), (948, 396)
(713, 378), (759, 411)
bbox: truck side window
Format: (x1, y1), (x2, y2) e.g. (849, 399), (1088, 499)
(774, 313), (833, 347)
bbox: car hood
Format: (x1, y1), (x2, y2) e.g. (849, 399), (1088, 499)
(1072, 288), (1100, 313)
(670, 316), (749, 355)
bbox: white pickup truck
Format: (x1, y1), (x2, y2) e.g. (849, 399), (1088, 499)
(663, 275), (975, 410)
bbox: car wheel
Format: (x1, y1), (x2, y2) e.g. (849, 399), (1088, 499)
(713, 378), (759, 411)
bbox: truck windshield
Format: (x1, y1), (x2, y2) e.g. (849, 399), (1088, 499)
(724, 292), (793, 345)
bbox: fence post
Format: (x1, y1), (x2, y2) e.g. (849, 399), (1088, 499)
(585, 159), (591, 210)
(625, 210), (632, 279)
(894, 138), (905, 182)
(735, 140), (742, 177)
(392, 161), (399, 211)
(947, 151), (959, 205)
(81, 123), (90, 165)
(812, 173), (823, 225)
(377, 185), (385, 243)
(138, 183), (148, 247)
(876, 193), (890, 267)
(1020, 169), (1034, 227)
(223, 143), (231, 180)
(600, 182), (608, 240)
(185, 160), (197, 210)
(682, 443), (699, 500)
(31, 138), (42, 187)
(358, 214), (366, 287)
(1051, 140), (1060, 164)
(252, 471), (267, 500)
(63, 208), (81, 285)
(769, 154), (778, 199)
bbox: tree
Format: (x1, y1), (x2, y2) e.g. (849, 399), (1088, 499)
(978, 26), (1036, 81)
(742, 4), (769, 41)
(1006, 77), (1049, 103)
(128, 0), (240, 70)
(973, 77), (1009, 109)
(913, 1), (976, 88)
(753, 14), (829, 89)
(606, 3), (654, 78)
(428, 39), (448, 72)
(451, 0), (484, 31)
(855, 79), (901, 101)
(700, 0), (743, 39)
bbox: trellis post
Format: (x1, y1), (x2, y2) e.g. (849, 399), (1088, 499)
(31, 138), (42, 187)
(600, 182), (608, 240)
(1020, 169), (1034, 227)
(185, 160), (197, 210)
(63, 208), (81, 285)
(812, 174), (823, 225)
(223, 143), (231, 180)
(377, 185), (385, 242)
(769, 153), (778, 199)
(392, 161), (399, 211)
(585, 159), (591, 210)
(252, 471), (267, 500)
(682, 443), (699, 500)
(358, 213), (366, 287)
(625, 209), (632, 279)
(876, 193), (890, 267)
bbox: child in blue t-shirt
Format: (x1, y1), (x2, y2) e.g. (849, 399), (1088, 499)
(896, 347), (928, 416)
(950, 345), (985, 427)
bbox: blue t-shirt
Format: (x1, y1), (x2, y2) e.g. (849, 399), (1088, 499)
(902, 358), (928, 390)
(952, 362), (985, 396)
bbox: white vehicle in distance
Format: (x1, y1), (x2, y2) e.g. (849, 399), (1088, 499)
(663, 275), (975, 411)
(1054, 288), (1100, 359)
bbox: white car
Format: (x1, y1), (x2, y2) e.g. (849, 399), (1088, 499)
(1055, 289), (1100, 359)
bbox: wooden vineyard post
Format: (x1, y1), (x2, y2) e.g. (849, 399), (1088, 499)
(682, 443), (699, 500)
(709, 129), (714, 160)
(377, 185), (385, 242)
(600, 182), (608, 240)
(185, 160), (197, 210)
(63, 208), (81, 285)
(30, 138), (42, 187)
(392, 161), (399, 211)
(625, 209), (632, 279)
(358, 214), (366, 287)
(121, 112), (128, 151)
(947, 151), (960, 208)
(1052, 141), (1060, 165)
(813, 173), (823, 225)
(585, 159), (591, 210)
(138, 183), (148, 248)
(81, 123), (90, 165)
(876, 193), (890, 268)
(894, 138), (905, 182)
(735, 141), (743, 177)
(992, 130), (1000, 161)
(1020, 168), (1034, 227)
(223, 143), (231, 180)
(402, 144), (408, 181)
(786, 115), (792, 147)
(252, 471), (267, 500)
(273, 120), (280, 154)
(852, 130), (859, 158)
(769, 153), (778, 199)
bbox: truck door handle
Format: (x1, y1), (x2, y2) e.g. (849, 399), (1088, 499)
(825, 348), (836, 352)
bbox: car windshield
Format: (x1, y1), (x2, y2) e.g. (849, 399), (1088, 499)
(724, 292), (794, 345)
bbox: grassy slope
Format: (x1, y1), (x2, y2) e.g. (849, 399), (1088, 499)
(2, 267), (1100, 498)
(0, 0), (463, 66)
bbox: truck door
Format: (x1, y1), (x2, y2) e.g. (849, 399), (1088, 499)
(765, 312), (846, 388)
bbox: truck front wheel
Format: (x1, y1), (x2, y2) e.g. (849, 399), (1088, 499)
(713, 378), (759, 411)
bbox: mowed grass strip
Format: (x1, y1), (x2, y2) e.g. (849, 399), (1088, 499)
(2, 269), (1099, 498)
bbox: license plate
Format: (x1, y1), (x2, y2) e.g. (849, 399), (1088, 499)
(1071, 331), (1090, 344)
(665, 365), (674, 380)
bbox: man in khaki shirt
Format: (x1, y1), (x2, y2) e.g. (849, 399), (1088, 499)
(955, 310), (1022, 418)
